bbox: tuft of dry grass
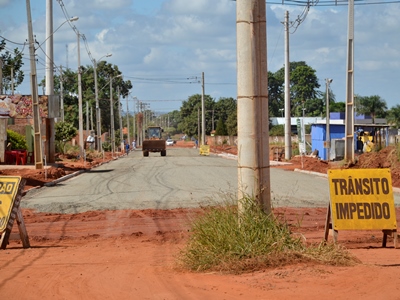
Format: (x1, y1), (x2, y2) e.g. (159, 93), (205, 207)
(178, 196), (359, 274)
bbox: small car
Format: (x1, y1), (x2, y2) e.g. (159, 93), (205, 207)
(166, 139), (174, 146)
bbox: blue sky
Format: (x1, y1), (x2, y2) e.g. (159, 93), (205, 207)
(0, 0), (399, 115)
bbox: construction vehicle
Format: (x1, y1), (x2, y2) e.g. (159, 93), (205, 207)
(142, 126), (166, 157)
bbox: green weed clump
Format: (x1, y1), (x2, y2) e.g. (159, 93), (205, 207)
(178, 196), (358, 274)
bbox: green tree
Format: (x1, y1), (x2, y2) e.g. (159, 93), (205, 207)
(387, 105), (400, 128)
(274, 61), (321, 117)
(330, 101), (345, 113)
(179, 94), (215, 138)
(214, 97), (236, 130)
(0, 40), (24, 93)
(55, 121), (77, 153)
(268, 71), (284, 117)
(226, 109), (237, 136)
(51, 61), (132, 135)
(355, 95), (387, 121)
(215, 118), (228, 135)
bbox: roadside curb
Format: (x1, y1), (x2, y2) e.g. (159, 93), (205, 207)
(44, 169), (86, 187)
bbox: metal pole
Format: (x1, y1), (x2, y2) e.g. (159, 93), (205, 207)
(284, 10), (292, 160)
(110, 76), (115, 155)
(236, 0), (270, 213)
(201, 72), (205, 145)
(77, 31), (84, 157)
(26, 0), (43, 169)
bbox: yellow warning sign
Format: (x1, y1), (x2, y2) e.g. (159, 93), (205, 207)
(199, 145), (210, 156)
(0, 176), (21, 232)
(328, 169), (397, 230)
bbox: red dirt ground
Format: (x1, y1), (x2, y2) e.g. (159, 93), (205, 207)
(2, 142), (400, 299)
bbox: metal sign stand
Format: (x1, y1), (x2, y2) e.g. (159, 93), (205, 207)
(0, 179), (30, 249)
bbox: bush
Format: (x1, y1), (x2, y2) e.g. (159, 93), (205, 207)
(178, 195), (358, 273)
(102, 141), (111, 152)
(7, 129), (28, 150)
(269, 125), (284, 136)
(64, 144), (80, 159)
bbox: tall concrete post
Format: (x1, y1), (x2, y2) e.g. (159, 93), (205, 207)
(284, 11), (292, 160)
(45, 0), (55, 163)
(236, 0), (271, 213)
(77, 32), (84, 157)
(345, 0), (355, 162)
(26, 0), (43, 169)
(201, 72), (205, 145)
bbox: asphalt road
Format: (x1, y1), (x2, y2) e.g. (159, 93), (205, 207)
(21, 147), (400, 213)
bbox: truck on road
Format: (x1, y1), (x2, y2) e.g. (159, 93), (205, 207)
(142, 126), (166, 157)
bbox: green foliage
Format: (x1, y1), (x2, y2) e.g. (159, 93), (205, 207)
(387, 105), (400, 128)
(178, 196), (358, 273)
(226, 109), (237, 136)
(355, 94), (388, 121)
(215, 119), (228, 135)
(6, 129), (27, 150)
(64, 144), (80, 159)
(0, 40), (24, 93)
(55, 121), (77, 154)
(274, 61), (321, 117)
(102, 141), (111, 152)
(55, 121), (77, 142)
(269, 125), (285, 136)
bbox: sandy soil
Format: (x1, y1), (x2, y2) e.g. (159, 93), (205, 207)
(2, 142), (400, 299)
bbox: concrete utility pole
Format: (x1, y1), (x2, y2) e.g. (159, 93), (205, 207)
(45, 0), (55, 163)
(10, 68), (14, 95)
(0, 58), (3, 94)
(345, 0), (355, 162)
(59, 65), (64, 121)
(118, 86), (123, 144)
(201, 72), (205, 145)
(284, 10), (292, 160)
(110, 76), (115, 155)
(77, 31), (84, 158)
(236, 0), (271, 214)
(26, 0), (43, 169)
(325, 78), (333, 161)
(126, 95), (130, 146)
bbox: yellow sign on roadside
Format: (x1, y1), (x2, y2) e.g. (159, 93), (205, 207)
(0, 176), (21, 232)
(199, 145), (210, 156)
(328, 169), (397, 230)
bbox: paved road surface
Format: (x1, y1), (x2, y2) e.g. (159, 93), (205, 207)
(21, 147), (400, 213)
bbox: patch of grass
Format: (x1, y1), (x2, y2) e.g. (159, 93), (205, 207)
(178, 196), (359, 274)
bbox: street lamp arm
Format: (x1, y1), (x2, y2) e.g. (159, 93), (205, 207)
(39, 16), (79, 48)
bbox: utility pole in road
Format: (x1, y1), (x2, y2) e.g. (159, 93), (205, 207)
(236, 0), (271, 214)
